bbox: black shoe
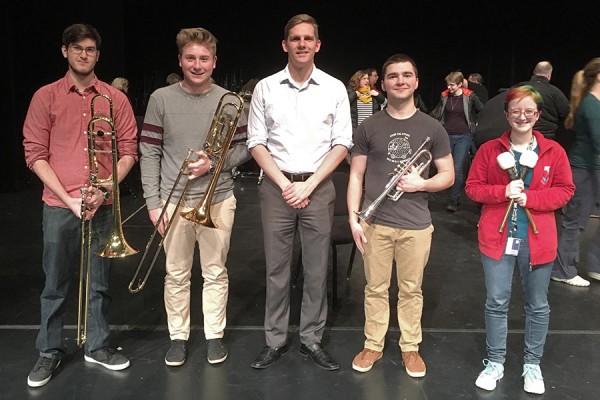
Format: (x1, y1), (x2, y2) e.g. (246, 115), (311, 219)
(27, 356), (61, 387)
(250, 344), (289, 369)
(299, 343), (339, 371)
(84, 347), (130, 371)
(207, 338), (228, 364)
(165, 339), (187, 366)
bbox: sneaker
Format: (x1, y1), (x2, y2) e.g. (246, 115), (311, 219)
(550, 275), (590, 287)
(588, 271), (600, 282)
(84, 347), (130, 371)
(165, 339), (187, 366)
(522, 363), (545, 394)
(207, 338), (228, 364)
(401, 351), (426, 377)
(27, 356), (61, 387)
(446, 201), (458, 212)
(475, 359), (504, 391)
(352, 348), (383, 372)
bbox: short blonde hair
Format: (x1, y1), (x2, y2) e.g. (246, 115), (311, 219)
(111, 77), (129, 93)
(176, 28), (217, 55)
(445, 71), (464, 85)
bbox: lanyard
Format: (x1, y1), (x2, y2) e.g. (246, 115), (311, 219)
(508, 136), (535, 238)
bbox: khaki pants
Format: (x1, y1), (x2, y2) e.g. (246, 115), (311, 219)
(361, 223), (433, 352)
(162, 195), (236, 340)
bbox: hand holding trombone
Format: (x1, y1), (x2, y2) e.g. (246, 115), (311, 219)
(128, 92), (244, 294)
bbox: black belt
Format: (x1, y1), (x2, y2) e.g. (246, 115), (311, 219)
(282, 171), (313, 182)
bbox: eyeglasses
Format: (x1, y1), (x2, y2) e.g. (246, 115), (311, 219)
(68, 45), (98, 55)
(508, 109), (538, 119)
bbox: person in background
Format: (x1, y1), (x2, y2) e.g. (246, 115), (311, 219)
(551, 58), (600, 287)
(365, 67), (380, 92)
(347, 69), (385, 129)
(165, 72), (182, 85)
(466, 85), (574, 395)
(516, 61), (569, 140)
(431, 71), (483, 212)
(111, 77), (129, 95)
(466, 72), (489, 104)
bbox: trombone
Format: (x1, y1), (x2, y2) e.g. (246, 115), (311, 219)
(77, 94), (138, 347)
(356, 137), (433, 223)
(128, 92), (244, 293)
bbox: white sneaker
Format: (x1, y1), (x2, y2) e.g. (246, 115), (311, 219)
(523, 363), (545, 394)
(550, 275), (590, 287)
(475, 359), (504, 391)
(588, 271), (600, 282)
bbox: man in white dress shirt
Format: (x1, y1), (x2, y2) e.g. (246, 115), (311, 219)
(247, 13), (352, 371)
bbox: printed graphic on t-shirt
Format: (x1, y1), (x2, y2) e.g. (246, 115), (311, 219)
(387, 132), (412, 164)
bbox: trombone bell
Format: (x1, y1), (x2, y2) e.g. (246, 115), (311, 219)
(98, 229), (139, 258)
(180, 205), (216, 228)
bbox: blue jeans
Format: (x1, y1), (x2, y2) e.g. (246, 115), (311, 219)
(481, 239), (552, 365)
(37, 204), (112, 358)
(449, 133), (473, 202)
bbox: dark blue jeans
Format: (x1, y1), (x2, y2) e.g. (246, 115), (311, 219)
(481, 239), (552, 365)
(37, 204), (112, 358)
(449, 133), (473, 202)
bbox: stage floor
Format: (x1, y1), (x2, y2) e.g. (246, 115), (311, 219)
(1, 173), (599, 400)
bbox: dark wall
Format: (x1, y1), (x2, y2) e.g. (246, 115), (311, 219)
(3, 0), (597, 192)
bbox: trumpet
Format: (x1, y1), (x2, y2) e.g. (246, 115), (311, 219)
(128, 92), (244, 293)
(356, 137), (432, 223)
(77, 94), (138, 347)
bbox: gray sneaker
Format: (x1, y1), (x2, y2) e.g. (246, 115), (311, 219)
(84, 347), (130, 370)
(27, 356), (61, 387)
(207, 338), (228, 364)
(165, 340), (187, 366)
(446, 200), (459, 212)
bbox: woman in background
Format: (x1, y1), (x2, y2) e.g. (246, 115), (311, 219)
(551, 58), (600, 286)
(347, 70), (385, 129)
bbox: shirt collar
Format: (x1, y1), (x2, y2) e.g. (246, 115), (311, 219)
(62, 71), (100, 94)
(279, 65), (320, 90)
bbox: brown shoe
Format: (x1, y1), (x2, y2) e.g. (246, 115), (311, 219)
(402, 351), (426, 377)
(352, 348), (383, 372)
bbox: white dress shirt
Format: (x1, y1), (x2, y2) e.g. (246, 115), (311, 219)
(247, 65), (352, 173)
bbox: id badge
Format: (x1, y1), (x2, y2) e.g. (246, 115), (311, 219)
(505, 237), (521, 256)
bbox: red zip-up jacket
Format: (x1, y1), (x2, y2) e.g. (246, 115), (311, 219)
(465, 130), (575, 265)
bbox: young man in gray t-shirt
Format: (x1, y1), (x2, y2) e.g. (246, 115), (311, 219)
(348, 54), (453, 378)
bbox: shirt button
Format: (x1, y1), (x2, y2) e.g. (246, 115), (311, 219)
(84, 166), (88, 169)
(83, 113), (87, 117)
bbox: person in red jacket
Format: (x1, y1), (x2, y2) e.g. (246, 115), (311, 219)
(465, 85), (574, 395)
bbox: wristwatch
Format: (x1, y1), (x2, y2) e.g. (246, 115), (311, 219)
(98, 187), (111, 200)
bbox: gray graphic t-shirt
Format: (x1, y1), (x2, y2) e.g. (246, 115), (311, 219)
(353, 110), (451, 230)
